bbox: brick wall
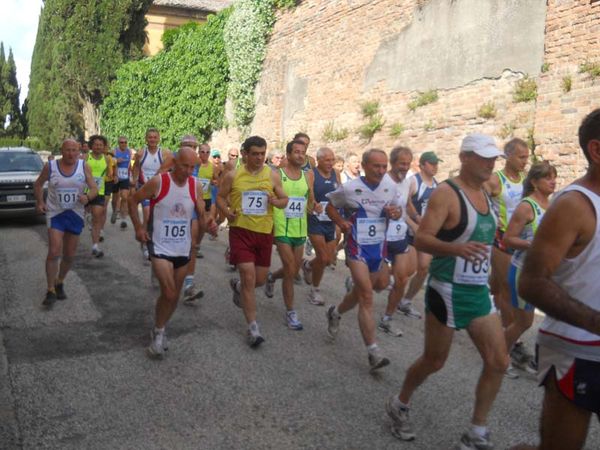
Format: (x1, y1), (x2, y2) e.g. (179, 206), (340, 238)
(211, 0), (600, 185)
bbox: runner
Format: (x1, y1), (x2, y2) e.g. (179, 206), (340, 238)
(264, 139), (316, 329)
(401, 151), (441, 318)
(515, 109), (600, 450)
(302, 147), (341, 306)
(128, 146), (216, 358)
(217, 136), (288, 347)
(112, 136), (132, 230)
(87, 135), (113, 258)
(194, 143), (217, 258)
(386, 134), (508, 449)
(102, 140), (117, 240)
(485, 137), (530, 371)
(34, 139), (98, 307)
(131, 128), (173, 262)
(341, 152), (361, 183)
(379, 147), (418, 337)
(79, 139), (89, 160)
(324, 148), (402, 372)
(503, 161), (556, 376)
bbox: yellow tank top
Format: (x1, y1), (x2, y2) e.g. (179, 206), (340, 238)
(230, 165), (274, 234)
(197, 163), (214, 200)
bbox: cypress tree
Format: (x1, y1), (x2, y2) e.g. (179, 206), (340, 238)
(2, 49), (23, 137)
(0, 43), (7, 128)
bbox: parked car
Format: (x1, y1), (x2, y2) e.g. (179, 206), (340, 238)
(0, 147), (46, 218)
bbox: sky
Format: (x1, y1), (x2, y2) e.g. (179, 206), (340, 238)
(0, 0), (44, 106)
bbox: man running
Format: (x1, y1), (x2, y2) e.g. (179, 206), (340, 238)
(341, 152), (361, 183)
(132, 128), (173, 262)
(87, 135), (113, 258)
(379, 147), (418, 337)
(485, 138), (530, 370)
(401, 151), (441, 318)
(34, 139), (98, 307)
(386, 134), (508, 449)
(325, 149), (402, 372)
(111, 136), (132, 229)
(514, 109), (600, 450)
(264, 139), (316, 330)
(217, 136), (288, 347)
(128, 146), (215, 358)
(302, 147), (341, 306)
(194, 143), (217, 258)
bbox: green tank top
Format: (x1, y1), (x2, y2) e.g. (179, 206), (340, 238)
(87, 154), (107, 195)
(492, 169), (524, 231)
(273, 168), (308, 238)
(430, 180), (497, 286)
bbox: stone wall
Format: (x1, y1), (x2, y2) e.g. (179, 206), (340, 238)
(211, 0), (600, 185)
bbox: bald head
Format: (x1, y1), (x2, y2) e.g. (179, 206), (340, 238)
(61, 138), (79, 150)
(177, 146), (197, 160)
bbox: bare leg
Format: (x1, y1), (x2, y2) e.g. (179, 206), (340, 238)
(404, 251), (431, 301)
(399, 312), (454, 403)
(385, 247), (417, 316)
(58, 232), (80, 281)
(491, 247), (513, 327)
(46, 228), (64, 291)
(467, 313), (509, 426)
(308, 234), (336, 287)
(91, 205), (104, 245)
(152, 258), (189, 328)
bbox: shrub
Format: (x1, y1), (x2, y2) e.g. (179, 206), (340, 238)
(562, 75), (572, 93)
(513, 76), (538, 103)
(358, 114), (385, 141)
(389, 122), (404, 138)
(478, 101), (497, 119)
(407, 90), (439, 112)
(322, 121), (349, 142)
(360, 100), (380, 118)
(579, 60), (600, 79)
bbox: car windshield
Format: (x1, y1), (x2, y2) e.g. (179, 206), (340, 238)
(0, 153), (43, 172)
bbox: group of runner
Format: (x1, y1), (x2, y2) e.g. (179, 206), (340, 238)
(33, 108), (600, 450)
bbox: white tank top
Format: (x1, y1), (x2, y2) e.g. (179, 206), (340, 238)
(384, 173), (411, 242)
(538, 184), (600, 361)
(140, 148), (163, 184)
(46, 160), (86, 219)
(148, 173), (197, 258)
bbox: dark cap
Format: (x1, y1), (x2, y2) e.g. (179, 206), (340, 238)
(419, 151), (442, 164)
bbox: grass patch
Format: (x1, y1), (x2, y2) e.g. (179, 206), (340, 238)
(513, 76), (538, 103)
(360, 100), (380, 118)
(562, 75), (572, 93)
(498, 122), (516, 139)
(389, 122), (405, 138)
(322, 121), (349, 143)
(407, 90), (438, 112)
(358, 114), (385, 141)
(478, 101), (497, 119)
(579, 60), (600, 79)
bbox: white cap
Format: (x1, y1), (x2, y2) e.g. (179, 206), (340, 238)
(460, 134), (503, 158)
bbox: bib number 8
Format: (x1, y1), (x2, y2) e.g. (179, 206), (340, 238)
(368, 225), (377, 237)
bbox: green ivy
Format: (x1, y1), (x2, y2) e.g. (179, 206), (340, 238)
(224, 0), (277, 130)
(101, 9), (231, 149)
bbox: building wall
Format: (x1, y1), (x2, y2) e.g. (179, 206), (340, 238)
(144, 5), (210, 56)
(211, 0), (600, 185)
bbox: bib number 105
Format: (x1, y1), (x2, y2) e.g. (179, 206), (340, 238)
(163, 224), (186, 238)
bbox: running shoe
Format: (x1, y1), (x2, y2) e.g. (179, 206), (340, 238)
(120, 220), (127, 230)
(307, 288), (324, 306)
(397, 301), (422, 319)
(326, 305), (341, 339)
(142, 246), (150, 266)
(196, 248), (204, 258)
(247, 325), (264, 348)
(368, 347), (390, 372)
(525, 359), (538, 375)
(230, 278), (241, 308)
(99, 230), (105, 242)
(386, 396), (416, 441)
(344, 276), (354, 294)
(92, 248), (104, 258)
(42, 290), (57, 307)
(301, 259), (312, 285)
(510, 342), (533, 366)
(378, 317), (404, 337)
(458, 430), (494, 450)
(294, 273), (302, 285)
(264, 272), (275, 298)
(183, 283), (204, 306)
(86, 213), (92, 231)
(54, 282), (67, 300)
(504, 363), (519, 379)
(110, 211), (118, 224)
(286, 310), (303, 330)
(147, 329), (165, 359)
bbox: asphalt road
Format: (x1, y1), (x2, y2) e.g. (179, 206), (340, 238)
(1, 216), (599, 449)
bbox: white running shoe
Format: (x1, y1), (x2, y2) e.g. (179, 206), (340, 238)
(307, 288), (324, 306)
(286, 310), (303, 330)
(386, 396), (416, 441)
(368, 346), (390, 372)
(326, 305), (341, 339)
(147, 329), (165, 359)
(230, 278), (241, 307)
(458, 430), (494, 450)
(301, 259), (312, 285)
(264, 273), (275, 298)
(397, 301), (422, 319)
(183, 283), (204, 306)
(378, 317), (404, 337)
(247, 324), (264, 348)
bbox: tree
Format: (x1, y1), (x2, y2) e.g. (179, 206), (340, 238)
(1, 49), (24, 137)
(26, 0), (152, 149)
(0, 43), (7, 127)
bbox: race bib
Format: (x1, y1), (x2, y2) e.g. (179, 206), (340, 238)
(198, 177), (210, 194)
(453, 245), (491, 285)
(386, 219), (407, 242)
(316, 201), (331, 222)
(356, 217), (386, 245)
(117, 167), (129, 180)
(284, 197), (306, 219)
(242, 191), (268, 215)
(56, 188), (78, 209)
(159, 219), (188, 245)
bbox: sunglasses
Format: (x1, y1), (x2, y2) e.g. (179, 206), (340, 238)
(229, 154), (239, 158)
(199, 151), (210, 154)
